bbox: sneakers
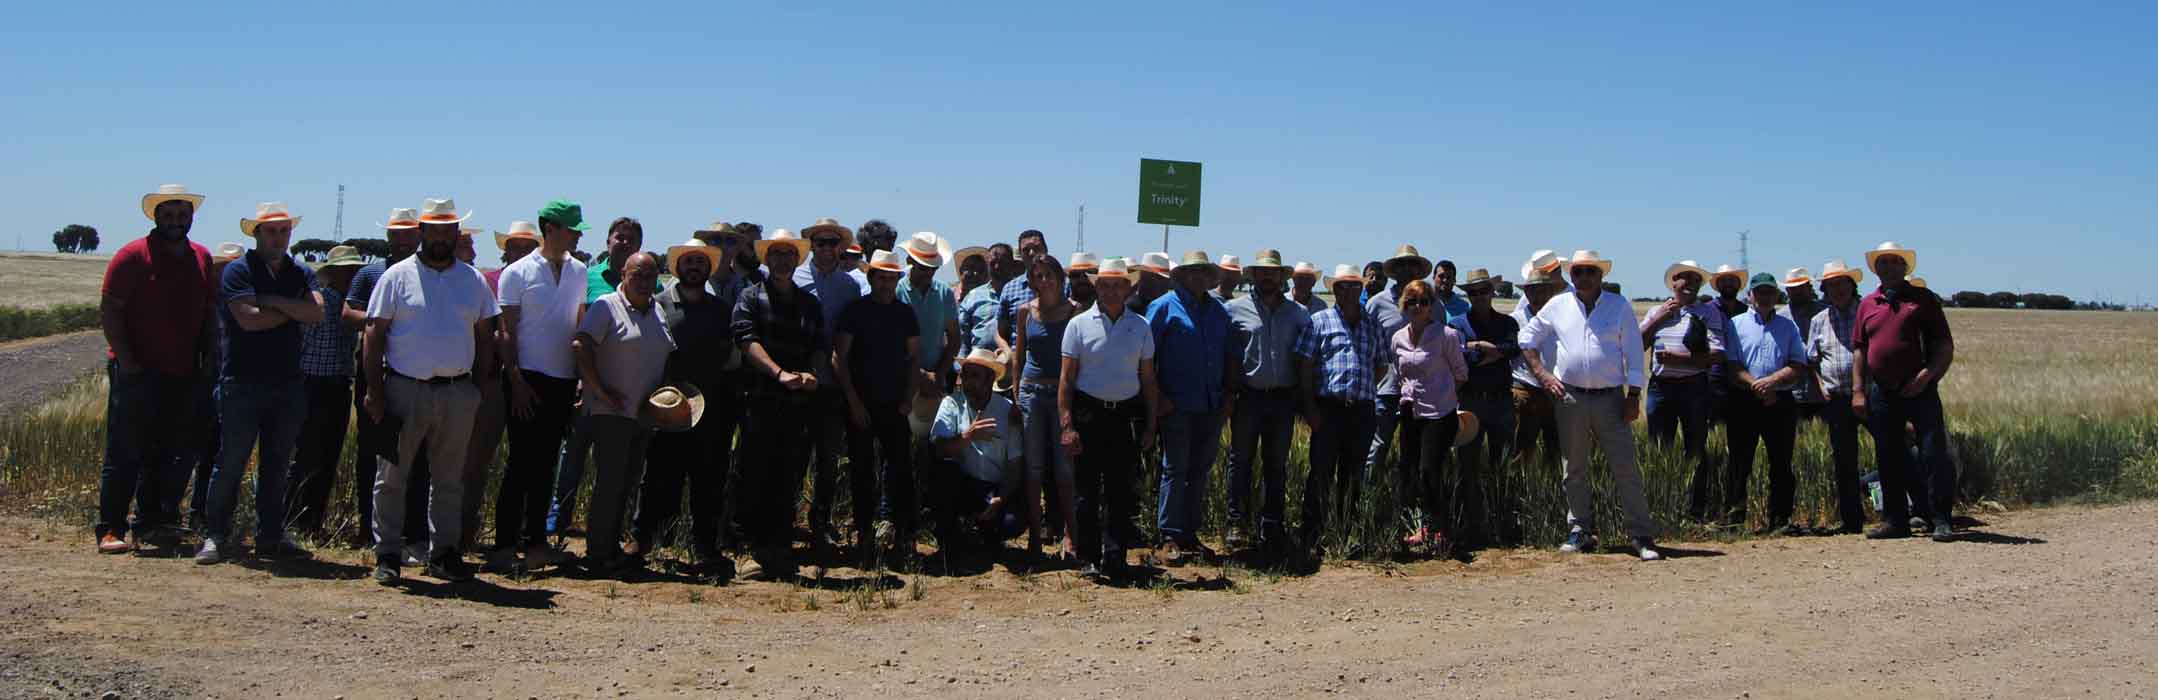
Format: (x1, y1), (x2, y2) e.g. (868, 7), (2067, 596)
(1930, 521), (1957, 542)
(1633, 537), (1663, 562)
(1866, 525), (1912, 540)
(97, 533), (133, 554)
(1559, 529), (1594, 554)
(1154, 541), (1185, 567)
(373, 557), (400, 586)
(257, 537), (313, 561)
(194, 538), (226, 565)
(426, 550), (476, 583)
(401, 544), (427, 567)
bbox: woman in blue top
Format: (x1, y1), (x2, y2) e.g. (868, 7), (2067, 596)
(1009, 255), (1078, 562)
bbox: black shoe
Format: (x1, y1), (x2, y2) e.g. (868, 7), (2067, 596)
(257, 537), (314, 561)
(1079, 562), (1107, 581)
(426, 551), (476, 582)
(1907, 516), (1930, 531)
(1930, 522), (1957, 542)
(1866, 525), (1912, 540)
(373, 559), (400, 586)
(1835, 524), (1865, 535)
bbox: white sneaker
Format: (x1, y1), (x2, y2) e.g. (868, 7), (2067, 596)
(1633, 537), (1663, 562)
(194, 537), (224, 565)
(1558, 528), (1591, 554)
(402, 544), (426, 567)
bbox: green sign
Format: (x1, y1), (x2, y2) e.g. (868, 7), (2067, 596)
(1137, 158), (1202, 226)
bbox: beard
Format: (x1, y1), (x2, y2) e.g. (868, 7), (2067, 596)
(419, 241), (455, 265)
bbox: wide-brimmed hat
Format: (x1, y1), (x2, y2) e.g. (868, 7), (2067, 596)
(1818, 259), (1864, 286)
(1566, 250), (1614, 275)
(1137, 252), (1174, 277)
(1094, 257), (1134, 281)
(1459, 268), (1501, 290)
(211, 242), (245, 263)
(801, 218), (855, 249)
(1068, 251), (1101, 273)
(1328, 263), (1366, 287)
(844, 242), (863, 257)
(866, 249), (905, 274)
(1174, 250), (1216, 271)
(1386, 244), (1432, 277)
(666, 238), (722, 278)
(495, 220), (542, 249)
(416, 198), (471, 226)
(459, 225), (483, 240)
(1527, 249), (1563, 274)
(1710, 264), (1747, 286)
(952, 246), (990, 271)
(643, 384), (707, 431)
(141, 184), (206, 221)
(1452, 410), (1481, 447)
(958, 347), (1008, 382)
(1866, 241), (1915, 274)
(317, 245), (366, 270)
(378, 208), (420, 230)
(1908, 277), (1928, 289)
(1216, 254), (1243, 274)
(536, 200), (591, 232)
(1292, 261), (1320, 279)
(755, 228), (810, 261)
(1783, 267), (1813, 288)
(1520, 256), (1567, 287)
(902, 232), (952, 269)
(1663, 260), (1710, 284)
(239, 202), (301, 237)
(1248, 249), (1287, 270)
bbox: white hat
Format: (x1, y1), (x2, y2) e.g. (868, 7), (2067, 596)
(1710, 263), (1747, 285)
(495, 220), (541, 249)
(1663, 260), (1710, 284)
(755, 228), (810, 261)
(1866, 241), (1915, 274)
(1329, 263), (1366, 286)
(211, 242), (245, 263)
(1068, 251), (1101, 272)
(1566, 250), (1614, 275)
(141, 184), (205, 222)
(416, 198), (471, 225)
(665, 238), (721, 278)
(958, 347), (1007, 382)
(378, 208), (421, 230)
(239, 202), (301, 237)
(1520, 258), (1565, 287)
(1216, 254), (1243, 273)
(1818, 259), (1865, 286)
(866, 249), (906, 273)
(1783, 267), (1814, 288)
(1137, 251), (1173, 276)
(1292, 261), (1321, 279)
(1094, 256), (1134, 281)
(1526, 249), (1563, 275)
(901, 232), (952, 269)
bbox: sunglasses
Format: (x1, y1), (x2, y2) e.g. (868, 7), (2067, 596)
(1402, 297), (1434, 308)
(811, 238), (844, 248)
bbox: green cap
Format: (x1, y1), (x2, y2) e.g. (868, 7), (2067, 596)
(1748, 272), (1780, 290)
(536, 200), (591, 231)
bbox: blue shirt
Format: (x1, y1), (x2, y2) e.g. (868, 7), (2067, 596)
(219, 250), (317, 381)
(957, 284), (1000, 360)
(1145, 288), (1232, 413)
(1296, 306), (1392, 403)
(996, 275), (1036, 344)
(793, 261), (863, 342)
(1225, 294), (1311, 391)
(1727, 309), (1808, 391)
(896, 278), (957, 372)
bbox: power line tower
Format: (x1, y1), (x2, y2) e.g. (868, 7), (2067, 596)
(333, 184), (346, 242)
(1075, 203), (1086, 253)
(1737, 230), (1750, 271)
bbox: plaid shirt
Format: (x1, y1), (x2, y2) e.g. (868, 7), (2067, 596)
(995, 275), (1035, 344)
(1807, 301), (1859, 397)
(1296, 306), (1393, 403)
(300, 285), (355, 377)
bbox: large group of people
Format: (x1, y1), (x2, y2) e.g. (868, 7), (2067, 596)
(91, 183), (1960, 586)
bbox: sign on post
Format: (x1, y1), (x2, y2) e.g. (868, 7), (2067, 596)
(1137, 158), (1202, 227)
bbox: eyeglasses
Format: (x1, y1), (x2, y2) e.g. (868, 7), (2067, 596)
(1402, 297), (1433, 308)
(811, 238), (844, 249)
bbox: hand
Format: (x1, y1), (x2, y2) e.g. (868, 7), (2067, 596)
(847, 400), (871, 429)
(600, 385), (628, 413)
(1140, 422), (1157, 451)
(1158, 397), (1177, 417)
(962, 417), (1000, 442)
(1468, 340), (1499, 355)
(364, 389), (386, 424)
(508, 374), (538, 420)
(1900, 369), (1934, 398)
(1538, 372), (1567, 400)
(1061, 426), (1083, 456)
(1851, 392), (1869, 420)
(1749, 377), (1778, 398)
(1623, 395), (1642, 423)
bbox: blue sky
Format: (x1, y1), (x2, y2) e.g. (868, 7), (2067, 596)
(4, 2), (2151, 301)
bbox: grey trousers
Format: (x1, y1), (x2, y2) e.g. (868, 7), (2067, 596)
(581, 414), (652, 564)
(1553, 388), (1656, 538)
(373, 375), (480, 560)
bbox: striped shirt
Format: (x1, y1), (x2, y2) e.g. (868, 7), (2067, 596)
(1295, 306), (1392, 403)
(1781, 301), (1825, 403)
(1807, 301), (1860, 397)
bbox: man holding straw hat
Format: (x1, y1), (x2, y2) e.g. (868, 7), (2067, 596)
(631, 236), (744, 577)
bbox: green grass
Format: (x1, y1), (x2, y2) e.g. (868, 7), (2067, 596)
(0, 303), (100, 343)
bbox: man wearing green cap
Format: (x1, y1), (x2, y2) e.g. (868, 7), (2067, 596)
(1723, 272), (1809, 535)
(490, 200), (589, 570)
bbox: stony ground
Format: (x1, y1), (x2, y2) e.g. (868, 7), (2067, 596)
(0, 331), (106, 418)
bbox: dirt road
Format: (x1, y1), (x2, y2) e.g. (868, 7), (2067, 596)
(3, 502), (2152, 699)
(0, 330), (106, 418)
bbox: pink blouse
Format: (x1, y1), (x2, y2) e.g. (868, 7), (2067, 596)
(1393, 322), (1469, 419)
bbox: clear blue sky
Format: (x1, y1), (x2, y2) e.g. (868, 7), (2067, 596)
(4, 2), (2151, 301)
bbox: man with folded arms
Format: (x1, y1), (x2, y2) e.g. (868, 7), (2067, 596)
(489, 200), (588, 571)
(1725, 273), (1810, 536)
(1223, 250), (1309, 556)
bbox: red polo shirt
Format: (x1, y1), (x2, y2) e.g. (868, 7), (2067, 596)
(1851, 286), (1952, 391)
(101, 236), (215, 377)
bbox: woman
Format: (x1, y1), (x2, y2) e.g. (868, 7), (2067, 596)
(1390, 280), (1474, 556)
(1010, 256), (1079, 562)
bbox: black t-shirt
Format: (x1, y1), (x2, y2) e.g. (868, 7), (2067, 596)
(1462, 309), (1521, 394)
(837, 296), (920, 406)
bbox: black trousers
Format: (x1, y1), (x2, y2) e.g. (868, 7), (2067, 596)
(635, 395), (740, 556)
(740, 392), (816, 558)
(1399, 411), (1479, 547)
(287, 375), (353, 535)
(1070, 392), (1145, 566)
(1726, 390), (1798, 526)
(846, 401), (916, 550)
(497, 371), (577, 550)
(1299, 397), (1376, 548)
(930, 458), (1022, 551)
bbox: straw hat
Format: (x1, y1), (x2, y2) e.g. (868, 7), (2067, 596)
(416, 198), (471, 225)
(1526, 250), (1563, 274)
(1818, 259), (1864, 286)
(495, 220), (542, 249)
(958, 347), (1007, 382)
(1520, 257), (1566, 288)
(1907, 277), (1928, 289)
(378, 208), (421, 230)
(801, 218), (855, 249)
(1706, 264), (1746, 288)
(1566, 250), (1614, 275)
(1173, 250), (1217, 271)
(1328, 263), (1366, 287)
(316, 245), (366, 270)
(141, 184), (206, 221)
(1663, 260), (1710, 284)
(952, 246), (989, 272)
(1452, 410), (1481, 447)
(1386, 244), (1432, 278)
(1068, 251), (1101, 273)
(239, 202), (301, 237)
(643, 384), (707, 431)
(1248, 249), (1287, 270)
(902, 232), (953, 269)
(1866, 241), (1915, 274)
(459, 225), (483, 240)
(1137, 252), (1174, 277)
(755, 228), (810, 261)
(1094, 257), (1134, 281)
(1292, 261), (1320, 279)
(1459, 268), (1501, 290)
(1783, 267), (1813, 288)
(693, 219), (733, 237)
(665, 238), (722, 278)
(211, 242), (245, 264)
(866, 249), (905, 273)
(1216, 254), (1243, 274)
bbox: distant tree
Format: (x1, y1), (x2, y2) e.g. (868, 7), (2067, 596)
(290, 238), (338, 261)
(1950, 291), (1992, 308)
(51, 224), (97, 253)
(51, 230), (69, 253)
(74, 226), (99, 253)
(341, 238), (392, 261)
(1988, 291), (2020, 309)
(2022, 293), (2075, 310)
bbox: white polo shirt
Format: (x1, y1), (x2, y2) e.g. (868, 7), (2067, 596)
(1518, 289), (1645, 391)
(1061, 304), (1154, 402)
(496, 252), (589, 379)
(367, 258), (501, 380)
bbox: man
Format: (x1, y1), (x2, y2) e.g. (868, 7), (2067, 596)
(549, 216), (649, 536)
(1295, 265), (1389, 563)
(490, 200), (589, 571)
(833, 250), (923, 567)
(1637, 260), (1728, 523)
(635, 236), (746, 577)
(1509, 253), (1565, 463)
(1725, 273), (1810, 535)
(484, 221), (543, 292)
(458, 221), (541, 555)
(361, 198), (499, 584)
(794, 217), (862, 549)
(570, 252), (675, 574)
(1147, 250), (1232, 564)
(95, 185), (215, 554)
(1131, 252), (1174, 316)
(931, 349), (1026, 558)
(733, 228), (826, 579)
(1519, 251), (1660, 561)
(1360, 262), (1387, 305)
(1057, 258), (1159, 580)
(1806, 260), (1868, 534)
(843, 243), (869, 288)
(1224, 250), (1310, 554)
(1432, 259), (1472, 323)
(1211, 254), (1242, 303)
(1852, 242), (1957, 542)
(996, 230), (1050, 346)
(954, 246), (999, 368)
(346, 208), (425, 556)
(1290, 261), (1328, 315)
(197, 202), (324, 564)
(987, 242), (1021, 296)
(1455, 268), (1518, 475)
(1780, 268), (1826, 417)
(857, 219), (900, 255)
(1706, 264), (1749, 425)
(289, 245), (366, 537)
(896, 233), (962, 429)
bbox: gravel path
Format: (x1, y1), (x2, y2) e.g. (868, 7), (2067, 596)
(0, 330), (106, 418)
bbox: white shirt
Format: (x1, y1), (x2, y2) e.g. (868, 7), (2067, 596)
(1517, 289), (1645, 390)
(367, 257), (501, 380)
(1061, 304), (1155, 402)
(496, 252), (589, 379)
(932, 392), (1021, 483)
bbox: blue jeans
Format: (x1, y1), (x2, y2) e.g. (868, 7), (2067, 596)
(1644, 375), (1715, 518)
(1019, 382), (1073, 536)
(1226, 389), (1297, 540)
(203, 379), (308, 544)
(95, 362), (199, 539)
(1865, 382), (1954, 524)
(1365, 394), (1402, 490)
(545, 420), (592, 535)
(1156, 409), (1224, 544)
